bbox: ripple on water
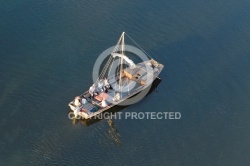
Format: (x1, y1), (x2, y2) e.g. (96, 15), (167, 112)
(15, 119), (114, 165)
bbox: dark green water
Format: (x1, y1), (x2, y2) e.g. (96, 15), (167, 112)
(1, 0), (250, 165)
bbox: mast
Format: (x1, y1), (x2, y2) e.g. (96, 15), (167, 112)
(118, 32), (125, 97)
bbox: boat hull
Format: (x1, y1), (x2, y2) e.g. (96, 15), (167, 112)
(68, 59), (164, 119)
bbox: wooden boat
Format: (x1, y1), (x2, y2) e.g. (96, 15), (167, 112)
(68, 32), (164, 119)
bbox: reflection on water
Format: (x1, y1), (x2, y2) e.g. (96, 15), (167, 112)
(72, 115), (122, 145)
(107, 119), (122, 145)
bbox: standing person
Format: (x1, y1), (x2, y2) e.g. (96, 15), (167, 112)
(89, 84), (96, 97)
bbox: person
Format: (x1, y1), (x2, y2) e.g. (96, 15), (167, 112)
(81, 98), (87, 105)
(112, 93), (120, 102)
(74, 107), (80, 118)
(89, 84), (96, 96)
(101, 99), (107, 107)
(104, 78), (110, 91)
(74, 96), (81, 107)
(97, 79), (104, 92)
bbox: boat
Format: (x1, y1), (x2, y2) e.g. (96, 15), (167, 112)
(68, 32), (164, 119)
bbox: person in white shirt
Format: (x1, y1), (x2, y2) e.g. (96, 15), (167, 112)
(74, 96), (81, 107)
(101, 99), (107, 107)
(98, 79), (104, 92)
(89, 84), (96, 96)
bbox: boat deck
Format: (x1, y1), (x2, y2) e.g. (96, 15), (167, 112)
(69, 59), (164, 119)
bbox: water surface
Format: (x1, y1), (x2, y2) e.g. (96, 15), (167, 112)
(0, 0), (250, 165)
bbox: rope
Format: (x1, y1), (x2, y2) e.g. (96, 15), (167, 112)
(97, 33), (125, 83)
(98, 56), (113, 82)
(97, 32), (160, 85)
(124, 33), (162, 79)
(124, 32), (154, 60)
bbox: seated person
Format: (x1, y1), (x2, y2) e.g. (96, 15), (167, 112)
(89, 84), (97, 96)
(97, 79), (104, 92)
(81, 98), (87, 105)
(103, 78), (110, 92)
(101, 99), (108, 108)
(74, 96), (82, 107)
(112, 93), (120, 102)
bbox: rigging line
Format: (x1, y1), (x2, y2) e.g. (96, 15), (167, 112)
(108, 57), (114, 76)
(98, 58), (110, 80)
(102, 57), (113, 77)
(112, 33), (124, 54)
(105, 35), (124, 80)
(107, 46), (121, 78)
(112, 41), (121, 54)
(97, 56), (113, 83)
(97, 32), (124, 83)
(124, 32), (153, 60)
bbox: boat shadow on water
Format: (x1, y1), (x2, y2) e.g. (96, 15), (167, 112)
(70, 78), (162, 126)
